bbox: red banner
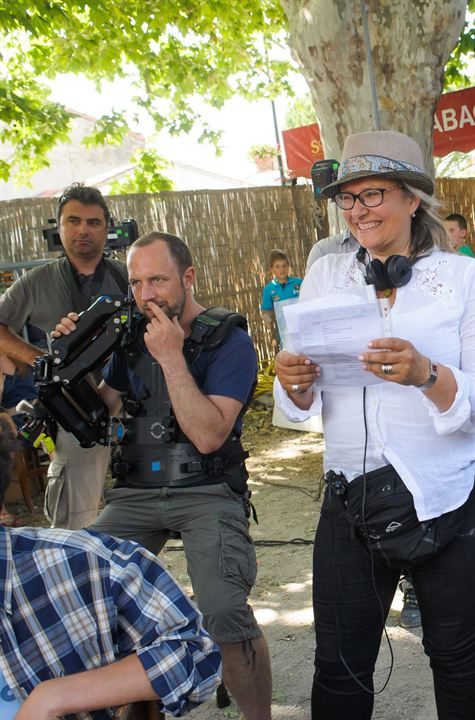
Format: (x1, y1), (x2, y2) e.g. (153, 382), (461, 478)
(433, 86), (475, 157)
(281, 123), (324, 179)
(282, 86), (475, 177)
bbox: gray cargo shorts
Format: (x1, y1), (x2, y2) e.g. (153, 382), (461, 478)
(45, 427), (110, 529)
(89, 481), (262, 643)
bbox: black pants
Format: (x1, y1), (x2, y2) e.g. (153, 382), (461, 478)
(311, 486), (475, 719)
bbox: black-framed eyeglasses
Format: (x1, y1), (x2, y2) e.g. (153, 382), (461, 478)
(334, 185), (403, 210)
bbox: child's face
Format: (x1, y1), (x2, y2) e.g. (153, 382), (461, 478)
(443, 220), (466, 251)
(271, 259), (289, 283)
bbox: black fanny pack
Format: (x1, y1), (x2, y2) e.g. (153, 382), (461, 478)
(326, 465), (472, 570)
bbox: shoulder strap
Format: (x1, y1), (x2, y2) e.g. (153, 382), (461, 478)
(56, 257), (128, 314)
(103, 258), (129, 294)
(184, 307), (248, 364)
(56, 256), (90, 313)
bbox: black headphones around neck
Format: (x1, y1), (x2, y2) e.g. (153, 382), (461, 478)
(356, 245), (415, 291)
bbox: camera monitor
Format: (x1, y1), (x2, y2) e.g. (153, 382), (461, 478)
(311, 160), (339, 199)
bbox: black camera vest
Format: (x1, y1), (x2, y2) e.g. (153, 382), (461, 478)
(110, 308), (253, 489)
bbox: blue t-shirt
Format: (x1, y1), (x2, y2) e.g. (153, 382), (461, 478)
(0, 667), (21, 718)
(261, 276), (302, 310)
(1, 368), (39, 429)
(103, 326), (257, 436)
(2, 370), (38, 408)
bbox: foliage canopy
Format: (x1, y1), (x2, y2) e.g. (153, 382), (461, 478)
(1, 0), (291, 186)
(1, 0), (474, 189)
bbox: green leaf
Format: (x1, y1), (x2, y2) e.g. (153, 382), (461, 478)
(109, 148), (174, 194)
(284, 93), (317, 129)
(443, 11), (475, 90)
(0, 0), (473, 181)
(82, 112), (131, 148)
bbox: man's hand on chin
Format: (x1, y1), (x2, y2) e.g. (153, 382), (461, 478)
(143, 303), (185, 368)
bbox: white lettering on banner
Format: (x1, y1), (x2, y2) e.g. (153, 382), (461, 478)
(434, 115), (443, 132)
(441, 108), (457, 131)
(460, 104), (475, 128)
(434, 104), (475, 132)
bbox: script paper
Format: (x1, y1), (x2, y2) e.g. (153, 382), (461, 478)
(283, 296), (386, 388)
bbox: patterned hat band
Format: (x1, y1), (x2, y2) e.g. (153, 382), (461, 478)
(337, 154), (424, 181)
(321, 131), (435, 198)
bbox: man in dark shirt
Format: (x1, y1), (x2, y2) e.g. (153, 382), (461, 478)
(54, 231), (272, 720)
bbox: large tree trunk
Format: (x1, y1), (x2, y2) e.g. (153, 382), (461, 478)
(280, 0), (467, 176)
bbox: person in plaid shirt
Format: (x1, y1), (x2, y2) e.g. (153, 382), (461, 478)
(0, 415), (221, 720)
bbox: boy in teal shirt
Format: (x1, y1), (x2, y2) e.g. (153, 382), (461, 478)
(261, 249), (302, 343)
(444, 213), (475, 257)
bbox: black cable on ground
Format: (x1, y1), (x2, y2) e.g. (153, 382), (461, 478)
(254, 538), (314, 547)
(166, 537), (314, 551)
(255, 476), (324, 501)
(164, 477), (321, 551)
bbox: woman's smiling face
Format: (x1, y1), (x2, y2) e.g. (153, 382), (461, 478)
(340, 178), (420, 261)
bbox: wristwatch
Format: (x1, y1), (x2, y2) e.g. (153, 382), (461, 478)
(418, 360), (438, 391)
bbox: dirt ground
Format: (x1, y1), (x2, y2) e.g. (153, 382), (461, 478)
(10, 401), (438, 720)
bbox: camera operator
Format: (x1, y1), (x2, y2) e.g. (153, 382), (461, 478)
(52, 231), (272, 720)
(0, 183), (128, 529)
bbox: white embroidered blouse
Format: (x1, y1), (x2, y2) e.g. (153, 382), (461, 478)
(274, 250), (475, 520)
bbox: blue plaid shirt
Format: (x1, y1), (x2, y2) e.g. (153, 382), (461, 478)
(0, 526), (221, 718)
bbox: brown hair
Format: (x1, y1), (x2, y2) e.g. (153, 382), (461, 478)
(130, 231), (192, 275)
(268, 248), (289, 266)
(445, 212), (467, 231)
(57, 182), (111, 225)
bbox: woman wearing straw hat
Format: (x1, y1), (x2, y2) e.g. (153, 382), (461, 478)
(274, 130), (475, 720)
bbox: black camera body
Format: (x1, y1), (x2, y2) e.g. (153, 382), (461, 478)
(311, 159), (339, 198)
(105, 219), (139, 249)
(42, 218), (139, 252)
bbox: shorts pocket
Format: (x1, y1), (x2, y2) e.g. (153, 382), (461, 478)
(44, 461), (68, 526)
(219, 513), (258, 589)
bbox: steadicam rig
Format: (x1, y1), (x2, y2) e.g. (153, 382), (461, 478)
(33, 295), (135, 447)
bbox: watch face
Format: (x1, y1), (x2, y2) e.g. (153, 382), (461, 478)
(420, 362), (438, 390)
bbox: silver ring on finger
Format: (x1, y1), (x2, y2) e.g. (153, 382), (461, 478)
(381, 363), (393, 376)
(291, 384), (300, 393)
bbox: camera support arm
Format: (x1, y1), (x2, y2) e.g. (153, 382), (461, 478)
(33, 295), (134, 447)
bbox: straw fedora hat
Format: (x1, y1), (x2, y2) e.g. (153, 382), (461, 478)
(322, 130), (434, 198)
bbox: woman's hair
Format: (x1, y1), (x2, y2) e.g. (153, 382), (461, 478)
(401, 183), (453, 256)
(0, 414), (18, 507)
